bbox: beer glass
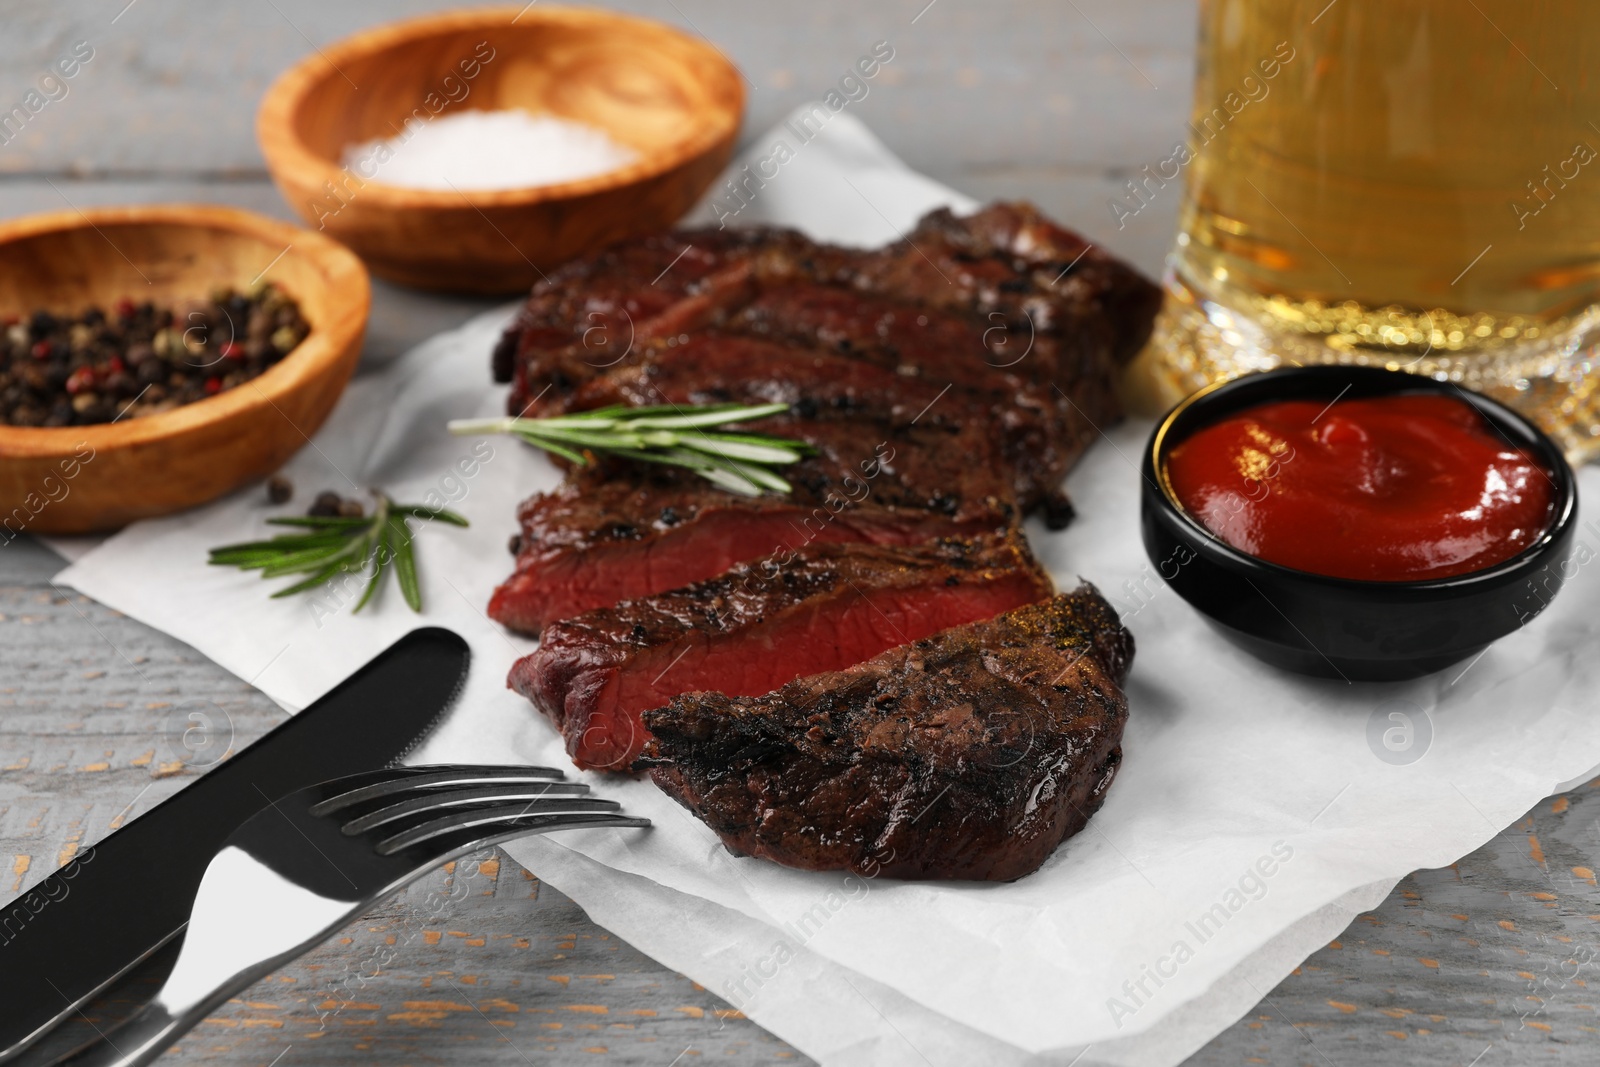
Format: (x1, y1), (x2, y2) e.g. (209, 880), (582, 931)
(1150, 0), (1600, 458)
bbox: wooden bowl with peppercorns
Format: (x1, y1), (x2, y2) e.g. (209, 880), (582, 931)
(256, 5), (744, 294)
(0, 204), (369, 534)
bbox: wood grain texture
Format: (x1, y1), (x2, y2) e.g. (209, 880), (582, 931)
(0, 1), (1196, 177)
(0, 204), (370, 533)
(4, 2), (1597, 1063)
(257, 5), (745, 293)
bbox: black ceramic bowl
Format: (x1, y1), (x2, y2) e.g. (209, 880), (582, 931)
(1141, 366), (1579, 681)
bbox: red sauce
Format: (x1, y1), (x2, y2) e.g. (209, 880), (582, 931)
(1164, 394), (1555, 581)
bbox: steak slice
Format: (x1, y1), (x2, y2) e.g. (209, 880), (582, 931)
(510, 532), (1053, 771)
(644, 587), (1133, 882)
(494, 227), (824, 416)
(566, 330), (1069, 506)
(852, 201), (1163, 366)
(487, 426), (1015, 637)
(717, 284), (1077, 514)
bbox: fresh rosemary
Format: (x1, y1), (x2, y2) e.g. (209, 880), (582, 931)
(207, 493), (467, 612)
(448, 402), (815, 497)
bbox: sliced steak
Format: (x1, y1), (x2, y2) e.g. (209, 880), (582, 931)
(511, 532), (1052, 771)
(566, 333), (959, 428)
(495, 203), (1161, 516)
(495, 227), (823, 416)
(717, 284), (1077, 512)
(644, 587), (1133, 882)
(852, 201), (1163, 366)
(565, 329), (1073, 506)
(487, 426), (1015, 636)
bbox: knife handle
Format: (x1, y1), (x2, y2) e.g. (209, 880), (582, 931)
(55, 1004), (185, 1067)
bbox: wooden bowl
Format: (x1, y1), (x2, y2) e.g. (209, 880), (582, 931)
(256, 5), (746, 294)
(0, 204), (370, 534)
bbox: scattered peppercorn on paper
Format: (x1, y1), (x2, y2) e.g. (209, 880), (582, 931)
(54, 111), (1600, 1066)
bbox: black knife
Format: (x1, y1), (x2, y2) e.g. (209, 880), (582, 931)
(0, 627), (471, 1063)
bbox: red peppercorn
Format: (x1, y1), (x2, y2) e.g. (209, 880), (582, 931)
(108, 355), (127, 375)
(221, 342), (244, 361)
(203, 376), (222, 395)
(31, 340), (51, 361)
(114, 298), (136, 320)
(64, 367), (96, 395)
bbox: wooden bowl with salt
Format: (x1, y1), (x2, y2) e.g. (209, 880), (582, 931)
(0, 205), (369, 534)
(257, 5), (746, 294)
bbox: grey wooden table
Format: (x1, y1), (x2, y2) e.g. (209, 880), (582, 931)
(4, 2), (1600, 1064)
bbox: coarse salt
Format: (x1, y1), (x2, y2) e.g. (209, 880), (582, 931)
(342, 109), (639, 192)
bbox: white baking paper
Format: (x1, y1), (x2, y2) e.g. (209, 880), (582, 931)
(55, 110), (1600, 1066)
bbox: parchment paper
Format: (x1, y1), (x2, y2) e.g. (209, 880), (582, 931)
(56, 110), (1600, 1066)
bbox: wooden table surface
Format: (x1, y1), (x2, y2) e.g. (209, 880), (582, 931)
(4, 3), (1600, 1064)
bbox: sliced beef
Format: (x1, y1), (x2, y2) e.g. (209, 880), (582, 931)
(495, 203), (1161, 515)
(566, 329), (1078, 505)
(644, 587), (1133, 882)
(495, 227), (824, 416)
(718, 284), (1078, 512)
(511, 532), (1053, 771)
(487, 425), (1015, 636)
(851, 201), (1163, 365)
(566, 333), (960, 428)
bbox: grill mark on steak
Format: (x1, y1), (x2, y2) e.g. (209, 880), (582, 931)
(642, 587), (1133, 882)
(510, 532), (1053, 772)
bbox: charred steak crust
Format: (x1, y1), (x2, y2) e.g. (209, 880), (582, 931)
(643, 587), (1134, 882)
(510, 532), (1054, 771)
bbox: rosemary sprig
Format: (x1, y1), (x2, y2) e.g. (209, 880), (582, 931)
(447, 402), (815, 497)
(208, 493), (467, 612)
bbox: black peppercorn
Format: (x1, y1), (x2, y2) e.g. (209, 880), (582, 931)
(308, 490), (345, 517)
(0, 283), (309, 427)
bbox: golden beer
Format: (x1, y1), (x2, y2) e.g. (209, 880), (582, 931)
(1152, 0), (1600, 456)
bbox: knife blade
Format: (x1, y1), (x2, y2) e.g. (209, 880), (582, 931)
(0, 626), (471, 1063)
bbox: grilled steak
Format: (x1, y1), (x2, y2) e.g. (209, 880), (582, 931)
(569, 304), (1070, 512)
(851, 202), (1162, 366)
(492, 226), (820, 409)
(488, 409), (1016, 635)
(568, 332), (955, 423)
(719, 283), (1077, 512)
(494, 203), (1159, 521)
(511, 532), (1053, 771)
(643, 587), (1133, 882)
(496, 203), (1157, 411)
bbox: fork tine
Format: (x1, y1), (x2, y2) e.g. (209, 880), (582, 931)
(310, 765), (568, 816)
(376, 808), (651, 856)
(342, 785), (608, 835)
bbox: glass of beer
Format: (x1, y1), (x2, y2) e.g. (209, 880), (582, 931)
(1150, 0), (1600, 458)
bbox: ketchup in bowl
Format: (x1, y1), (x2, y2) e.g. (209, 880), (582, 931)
(1163, 393), (1556, 582)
